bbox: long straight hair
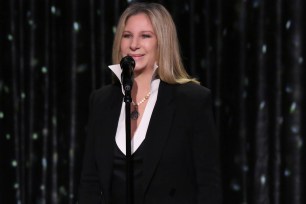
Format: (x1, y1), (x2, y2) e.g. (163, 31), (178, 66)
(112, 2), (199, 84)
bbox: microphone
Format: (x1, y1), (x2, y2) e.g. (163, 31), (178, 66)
(120, 56), (135, 91)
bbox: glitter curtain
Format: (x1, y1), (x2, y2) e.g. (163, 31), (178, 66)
(0, 0), (305, 203)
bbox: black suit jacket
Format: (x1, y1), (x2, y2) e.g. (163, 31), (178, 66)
(79, 81), (222, 204)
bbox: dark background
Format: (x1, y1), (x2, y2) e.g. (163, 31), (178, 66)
(0, 0), (305, 203)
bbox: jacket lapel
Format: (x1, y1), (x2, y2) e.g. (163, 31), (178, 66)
(95, 85), (123, 203)
(142, 81), (176, 194)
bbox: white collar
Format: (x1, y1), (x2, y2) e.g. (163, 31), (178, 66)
(109, 63), (161, 155)
(108, 63), (159, 85)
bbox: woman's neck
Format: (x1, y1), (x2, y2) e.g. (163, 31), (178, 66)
(132, 69), (154, 101)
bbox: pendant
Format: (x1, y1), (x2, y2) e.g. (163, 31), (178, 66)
(131, 108), (139, 120)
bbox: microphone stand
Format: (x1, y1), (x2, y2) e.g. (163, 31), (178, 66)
(123, 80), (134, 204)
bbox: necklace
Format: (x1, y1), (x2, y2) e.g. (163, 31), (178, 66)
(131, 91), (151, 120)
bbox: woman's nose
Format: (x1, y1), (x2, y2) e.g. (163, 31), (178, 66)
(130, 37), (139, 50)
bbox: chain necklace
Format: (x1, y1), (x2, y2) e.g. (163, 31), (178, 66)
(131, 91), (151, 120)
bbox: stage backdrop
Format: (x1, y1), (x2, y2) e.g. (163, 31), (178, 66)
(0, 0), (305, 203)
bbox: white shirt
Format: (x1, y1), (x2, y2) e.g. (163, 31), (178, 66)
(108, 64), (160, 155)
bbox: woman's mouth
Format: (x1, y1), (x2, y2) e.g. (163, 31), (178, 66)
(129, 54), (144, 60)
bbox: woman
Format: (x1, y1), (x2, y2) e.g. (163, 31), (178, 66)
(79, 2), (221, 204)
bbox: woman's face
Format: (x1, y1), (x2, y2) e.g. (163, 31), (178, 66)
(120, 13), (158, 75)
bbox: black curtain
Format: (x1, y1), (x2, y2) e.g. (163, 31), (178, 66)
(0, 0), (305, 203)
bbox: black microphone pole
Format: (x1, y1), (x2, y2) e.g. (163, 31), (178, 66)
(120, 56), (135, 204)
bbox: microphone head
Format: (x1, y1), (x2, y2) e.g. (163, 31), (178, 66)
(120, 55), (135, 70)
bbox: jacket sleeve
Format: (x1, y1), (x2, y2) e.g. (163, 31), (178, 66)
(78, 91), (103, 204)
(192, 89), (222, 204)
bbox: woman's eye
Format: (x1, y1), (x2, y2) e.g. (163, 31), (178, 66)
(123, 34), (132, 38)
(142, 34), (151, 38)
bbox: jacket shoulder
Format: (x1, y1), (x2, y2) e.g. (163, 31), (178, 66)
(176, 82), (211, 100)
(89, 84), (121, 106)
(95, 83), (120, 94)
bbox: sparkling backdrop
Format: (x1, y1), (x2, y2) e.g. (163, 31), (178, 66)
(0, 0), (305, 203)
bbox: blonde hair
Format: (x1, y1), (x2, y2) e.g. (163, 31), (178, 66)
(112, 2), (199, 84)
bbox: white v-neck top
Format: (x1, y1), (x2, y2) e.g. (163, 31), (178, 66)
(108, 64), (160, 155)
